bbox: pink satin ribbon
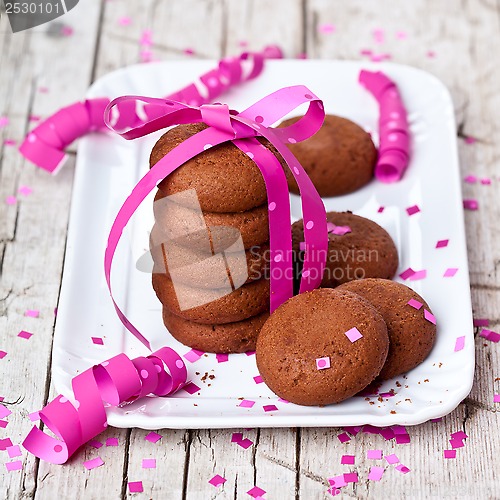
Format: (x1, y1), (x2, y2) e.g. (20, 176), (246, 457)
(23, 347), (186, 464)
(359, 70), (410, 183)
(19, 45), (283, 174)
(104, 86), (328, 350)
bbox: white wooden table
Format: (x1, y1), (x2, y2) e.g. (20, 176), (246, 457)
(1, 0), (499, 498)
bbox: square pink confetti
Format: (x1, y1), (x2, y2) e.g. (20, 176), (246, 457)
(395, 434), (411, 444)
(263, 404), (278, 412)
(0, 438), (13, 450)
(145, 431), (162, 443)
(343, 472), (358, 483)
(239, 400), (255, 408)
(253, 375), (264, 384)
(83, 457), (104, 470)
(209, 474), (226, 487)
(91, 337), (104, 345)
(216, 353), (229, 363)
(450, 438), (465, 448)
(247, 486), (266, 498)
(395, 464), (410, 474)
(494, 394), (500, 403)
(231, 432), (243, 442)
(407, 298), (423, 310)
(345, 327), (363, 343)
(183, 382), (201, 395)
(436, 239), (449, 248)
(18, 330), (33, 340)
(409, 269), (427, 281)
(142, 458), (156, 469)
(385, 453), (400, 464)
(0, 116), (8, 127)
(316, 356), (331, 370)
(105, 437), (118, 446)
(454, 336), (465, 352)
(128, 481), (143, 493)
(341, 454), (355, 464)
(184, 349), (204, 363)
(245, 351), (256, 356)
(444, 450), (456, 459)
(464, 174), (477, 183)
(7, 445), (21, 458)
(24, 309), (39, 317)
(451, 431), (468, 440)
(368, 466), (385, 481)
(0, 420), (8, 428)
(481, 177), (491, 185)
(89, 440), (103, 449)
(331, 225), (351, 236)
(0, 351), (6, 359)
(399, 267), (416, 280)
(444, 268), (458, 278)
(318, 23), (336, 34)
(367, 449), (383, 459)
(238, 438), (253, 449)
(0, 403), (12, 418)
(337, 432), (351, 443)
(329, 475), (347, 487)
(480, 329), (500, 342)
(29, 411), (40, 421)
(424, 309), (436, 325)
(463, 199), (479, 210)
(406, 205), (420, 216)
(473, 318), (489, 327)
(6, 460), (22, 472)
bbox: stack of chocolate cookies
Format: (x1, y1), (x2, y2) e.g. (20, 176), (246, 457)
(150, 123), (276, 354)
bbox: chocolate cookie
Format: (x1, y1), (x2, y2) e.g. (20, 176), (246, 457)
(256, 288), (389, 406)
(280, 114), (376, 197)
(292, 211), (398, 288)
(162, 308), (269, 353)
(153, 190), (269, 251)
(150, 223), (269, 289)
(152, 272), (269, 324)
(337, 278), (437, 380)
(152, 123), (284, 213)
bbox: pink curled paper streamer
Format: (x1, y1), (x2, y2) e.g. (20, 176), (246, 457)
(23, 348), (186, 464)
(18, 45), (283, 173)
(103, 86), (328, 348)
(359, 70), (410, 183)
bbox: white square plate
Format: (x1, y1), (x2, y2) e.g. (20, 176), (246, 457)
(52, 60), (474, 429)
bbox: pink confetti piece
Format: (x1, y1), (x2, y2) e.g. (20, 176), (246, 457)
(463, 199), (479, 210)
(231, 432), (243, 442)
(245, 351), (255, 356)
(28, 411), (40, 422)
(83, 457), (104, 470)
(399, 268), (416, 280)
(0, 420), (8, 428)
(343, 426), (362, 436)
(464, 175), (477, 183)
(450, 438), (465, 448)
(142, 458), (156, 469)
(444, 268), (458, 278)
(318, 23), (336, 34)
(0, 403), (12, 418)
(409, 269), (427, 281)
(344, 472), (359, 483)
(24, 309), (39, 317)
(396, 31), (407, 39)
(480, 329), (500, 342)
(436, 239), (449, 248)
(299, 241), (306, 251)
(239, 400), (255, 408)
(145, 431), (162, 443)
(0, 438), (13, 450)
(385, 453), (400, 464)
(373, 28), (385, 43)
(316, 356), (331, 370)
(328, 475), (347, 487)
(368, 466), (385, 481)
(247, 486), (266, 498)
(379, 391), (396, 398)
(341, 454), (355, 464)
(431, 418), (442, 423)
(18, 186), (33, 196)
(0, 350), (6, 359)
(451, 431), (468, 440)
(91, 337), (104, 345)
(105, 437), (118, 446)
(464, 136), (477, 144)
(360, 48), (373, 56)
(278, 397), (290, 403)
(474, 318), (489, 327)
(395, 464), (410, 474)
(3, 139), (16, 146)
(5, 196), (17, 205)
(494, 394), (500, 403)
(444, 450), (456, 459)
(370, 53), (392, 62)
(263, 404), (278, 412)
(367, 449), (383, 460)
(377, 206), (385, 213)
(89, 440), (103, 449)
(330, 225), (352, 236)
(253, 375), (264, 384)
(183, 382), (201, 394)
(183, 48), (195, 55)
(209, 474), (227, 487)
(0, 116), (9, 128)
(61, 25), (74, 36)
(238, 438), (254, 449)
(29, 115), (41, 122)
(424, 309), (436, 325)
(7, 445), (21, 458)
(337, 432), (351, 443)
(216, 353), (229, 363)
(6, 460), (22, 472)
(454, 336), (465, 352)
(481, 178), (491, 185)
(128, 481), (143, 493)
(407, 298), (423, 310)
(18, 330), (33, 340)
(426, 50), (436, 58)
(395, 434), (411, 444)
(345, 327), (363, 343)
(184, 349), (204, 363)
(406, 205), (420, 216)
(118, 16), (131, 26)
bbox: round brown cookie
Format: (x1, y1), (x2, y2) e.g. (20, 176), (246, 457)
(279, 114), (377, 197)
(150, 223), (269, 289)
(152, 272), (270, 324)
(162, 308), (269, 353)
(152, 123), (285, 213)
(256, 288), (389, 406)
(153, 190), (269, 250)
(336, 278), (437, 380)
(292, 211), (398, 288)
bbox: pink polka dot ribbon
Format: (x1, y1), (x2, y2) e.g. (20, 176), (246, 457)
(23, 347), (186, 464)
(359, 70), (411, 183)
(104, 85), (328, 349)
(18, 45), (283, 174)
